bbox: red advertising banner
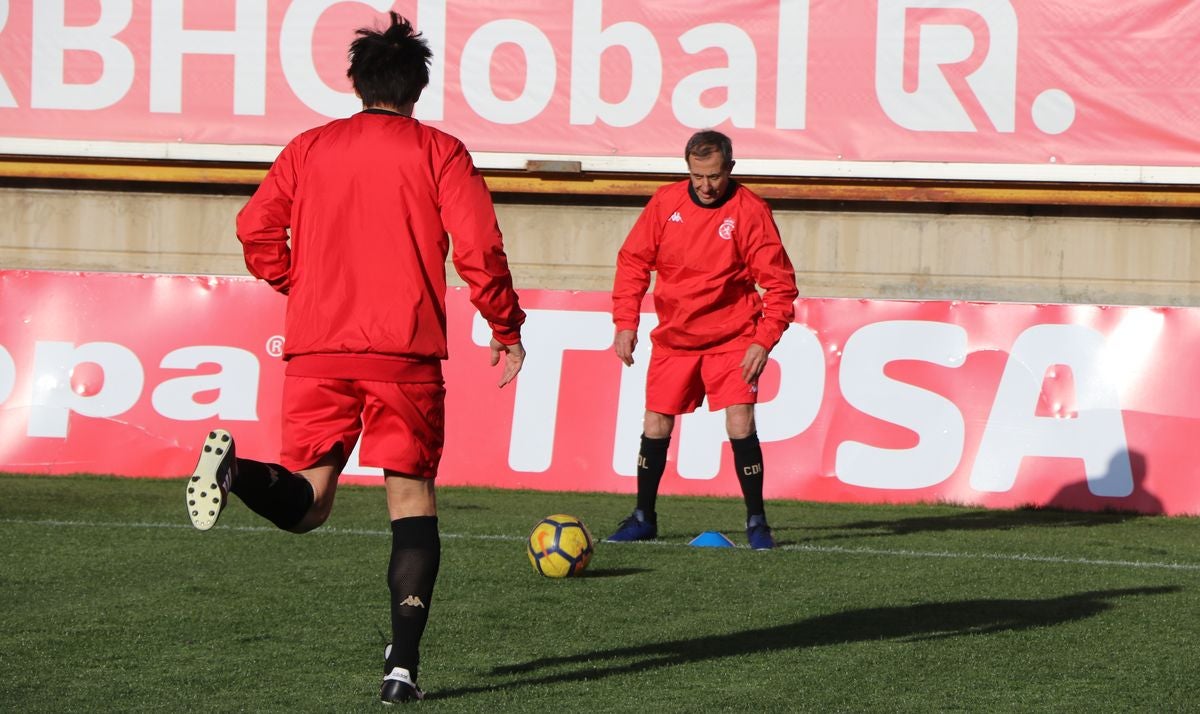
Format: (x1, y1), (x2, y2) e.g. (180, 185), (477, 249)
(1, 269), (1198, 516)
(1, 2), (1199, 181)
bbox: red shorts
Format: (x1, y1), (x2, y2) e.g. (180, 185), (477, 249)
(645, 350), (758, 415)
(280, 376), (446, 477)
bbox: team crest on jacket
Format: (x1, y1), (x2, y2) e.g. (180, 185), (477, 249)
(718, 217), (736, 240)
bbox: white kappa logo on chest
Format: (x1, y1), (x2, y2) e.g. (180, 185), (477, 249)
(718, 217), (736, 240)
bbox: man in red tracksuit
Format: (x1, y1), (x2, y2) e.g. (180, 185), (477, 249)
(608, 129), (798, 550)
(184, 13), (526, 704)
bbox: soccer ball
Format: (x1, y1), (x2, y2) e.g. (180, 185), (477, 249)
(527, 514), (594, 578)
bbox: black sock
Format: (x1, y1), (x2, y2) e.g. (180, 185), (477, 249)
(229, 459), (314, 530)
(730, 433), (765, 520)
(636, 435), (670, 520)
(386, 516), (440, 680)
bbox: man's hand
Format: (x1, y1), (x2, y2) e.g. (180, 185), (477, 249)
(614, 329), (638, 366)
(741, 343), (768, 384)
(490, 338), (526, 388)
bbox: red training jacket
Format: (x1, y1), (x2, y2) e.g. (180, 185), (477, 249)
(613, 180), (798, 354)
(237, 110), (525, 377)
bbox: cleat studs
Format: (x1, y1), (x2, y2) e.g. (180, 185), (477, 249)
(212, 497), (219, 504)
(204, 445), (212, 453)
(191, 510), (198, 516)
(208, 510), (215, 516)
(220, 434), (230, 443)
(215, 448), (224, 456)
(200, 491), (206, 498)
(189, 500), (195, 506)
(208, 431), (216, 438)
(187, 487), (194, 493)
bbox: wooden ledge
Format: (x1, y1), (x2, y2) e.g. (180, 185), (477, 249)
(1, 156), (1198, 208)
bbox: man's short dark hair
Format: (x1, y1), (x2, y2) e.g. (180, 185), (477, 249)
(685, 130), (734, 169)
(347, 12), (432, 108)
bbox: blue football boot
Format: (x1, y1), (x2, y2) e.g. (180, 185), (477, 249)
(605, 508), (657, 542)
(746, 514), (776, 550)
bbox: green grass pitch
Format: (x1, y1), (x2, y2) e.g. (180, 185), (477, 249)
(2, 473), (1199, 712)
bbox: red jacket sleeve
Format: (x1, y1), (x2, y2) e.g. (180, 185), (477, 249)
(235, 140), (299, 295)
(612, 194), (661, 332)
(739, 204), (798, 351)
(437, 140), (526, 344)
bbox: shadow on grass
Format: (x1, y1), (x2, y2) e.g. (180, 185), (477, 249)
(789, 507), (1142, 543)
(581, 567), (653, 578)
(430, 586), (1178, 700)
(790, 451), (1161, 544)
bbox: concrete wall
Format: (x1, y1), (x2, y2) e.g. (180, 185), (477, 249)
(3, 186), (1200, 307)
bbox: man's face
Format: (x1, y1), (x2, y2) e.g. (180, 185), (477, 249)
(687, 152), (733, 205)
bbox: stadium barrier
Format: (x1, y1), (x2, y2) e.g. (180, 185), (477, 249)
(1, 269), (1195, 516)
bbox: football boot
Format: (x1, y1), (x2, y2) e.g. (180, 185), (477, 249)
(605, 508), (658, 542)
(746, 514), (776, 550)
(186, 429), (236, 531)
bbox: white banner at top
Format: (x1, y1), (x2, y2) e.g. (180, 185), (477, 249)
(1, 1), (1199, 183)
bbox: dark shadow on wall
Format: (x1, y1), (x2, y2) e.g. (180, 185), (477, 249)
(1045, 450), (1160, 515)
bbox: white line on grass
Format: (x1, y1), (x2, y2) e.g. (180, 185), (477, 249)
(3, 517), (1199, 572)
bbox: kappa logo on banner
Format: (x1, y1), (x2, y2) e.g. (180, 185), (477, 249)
(875, 0), (1076, 135)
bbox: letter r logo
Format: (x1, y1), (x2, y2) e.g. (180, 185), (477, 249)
(875, 0), (1018, 132)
